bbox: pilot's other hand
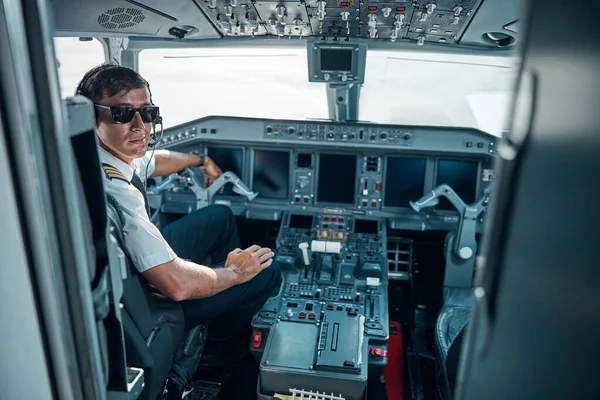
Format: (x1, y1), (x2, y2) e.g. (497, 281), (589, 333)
(201, 156), (223, 188)
(225, 245), (274, 284)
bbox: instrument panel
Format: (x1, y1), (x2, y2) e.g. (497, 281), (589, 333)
(153, 116), (496, 230)
(151, 115), (495, 398)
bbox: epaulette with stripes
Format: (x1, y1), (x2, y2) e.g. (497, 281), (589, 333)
(102, 163), (130, 184)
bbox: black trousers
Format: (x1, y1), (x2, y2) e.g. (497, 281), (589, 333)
(160, 205), (281, 340)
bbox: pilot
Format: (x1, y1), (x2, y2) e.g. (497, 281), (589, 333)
(76, 64), (281, 395)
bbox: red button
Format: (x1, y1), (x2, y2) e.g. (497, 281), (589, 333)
(308, 312), (316, 320)
(299, 312), (306, 319)
(253, 331), (263, 349)
(396, 6), (406, 13)
(368, 6), (377, 12)
(324, 216), (330, 222)
(371, 202), (377, 208)
(375, 348), (388, 357)
(339, 217), (345, 222)
(331, 217), (337, 222)
(327, 304), (334, 310)
(375, 183), (382, 191)
(340, 1), (351, 7)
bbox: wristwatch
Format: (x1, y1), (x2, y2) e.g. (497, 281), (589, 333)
(191, 150), (205, 167)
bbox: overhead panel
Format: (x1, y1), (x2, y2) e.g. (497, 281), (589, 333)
(253, 1), (313, 37)
(195, 0), (482, 44)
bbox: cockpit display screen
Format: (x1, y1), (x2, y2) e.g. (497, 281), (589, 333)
(320, 49), (352, 71)
(384, 157), (427, 208)
(289, 214), (313, 230)
(207, 147), (244, 196)
(317, 154), (356, 204)
(253, 150), (290, 200)
(354, 219), (379, 234)
(436, 159), (479, 210)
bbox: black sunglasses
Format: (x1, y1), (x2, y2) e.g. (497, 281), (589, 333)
(95, 104), (160, 124)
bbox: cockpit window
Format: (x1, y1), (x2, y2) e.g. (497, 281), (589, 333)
(359, 50), (516, 137)
(139, 47), (515, 136)
(139, 47), (328, 129)
(53, 37), (106, 98)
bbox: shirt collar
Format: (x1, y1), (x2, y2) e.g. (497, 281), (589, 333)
(98, 146), (135, 181)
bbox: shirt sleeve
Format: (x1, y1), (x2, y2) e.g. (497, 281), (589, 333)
(134, 149), (169, 182)
(105, 177), (176, 272)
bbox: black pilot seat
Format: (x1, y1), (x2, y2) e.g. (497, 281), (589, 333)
(106, 193), (207, 400)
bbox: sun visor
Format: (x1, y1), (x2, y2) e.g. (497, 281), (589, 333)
(52, 0), (220, 39)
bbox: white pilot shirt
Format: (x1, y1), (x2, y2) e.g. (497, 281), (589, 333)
(99, 146), (176, 272)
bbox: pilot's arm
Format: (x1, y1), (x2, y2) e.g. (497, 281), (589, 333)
(147, 150), (223, 186)
(103, 167), (272, 301)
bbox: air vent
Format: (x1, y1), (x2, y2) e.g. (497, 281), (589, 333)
(365, 156), (379, 172)
(98, 8), (145, 30)
(387, 237), (413, 280)
(482, 31), (516, 47)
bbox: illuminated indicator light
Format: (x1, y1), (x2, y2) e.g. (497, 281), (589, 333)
(396, 6), (406, 13)
(341, 1), (351, 7)
(375, 183), (382, 191)
(253, 331), (263, 349)
(368, 6), (377, 12)
(375, 348), (388, 357)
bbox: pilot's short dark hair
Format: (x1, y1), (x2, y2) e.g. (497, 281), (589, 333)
(76, 64), (152, 104)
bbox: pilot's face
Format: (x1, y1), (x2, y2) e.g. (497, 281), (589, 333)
(95, 87), (152, 164)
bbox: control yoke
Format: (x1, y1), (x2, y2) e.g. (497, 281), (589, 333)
(150, 169), (258, 209)
(410, 184), (491, 260)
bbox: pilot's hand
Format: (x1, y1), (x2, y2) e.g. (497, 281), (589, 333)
(201, 156), (223, 188)
(225, 245), (274, 284)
